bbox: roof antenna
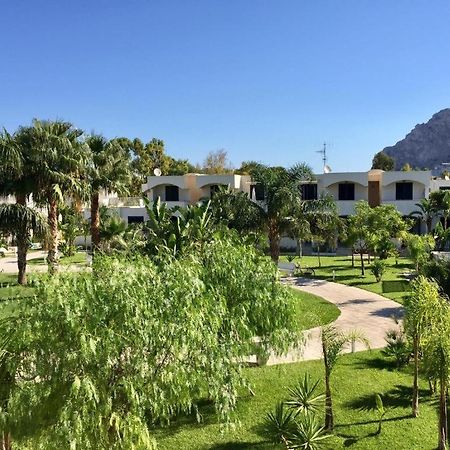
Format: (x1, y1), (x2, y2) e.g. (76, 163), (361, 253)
(316, 142), (331, 173)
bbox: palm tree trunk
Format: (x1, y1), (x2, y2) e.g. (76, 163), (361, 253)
(426, 218), (432, 234)
(324, 368), (333, 431)
(15, 193), (28, 285)
(0, 432), (12, 450)
(412, 336), (419, 417)
(438, 377), (448, 450)
(91, 191), (101, 251)
(47, 196), (59, 274)
(268, 220), (280, 264)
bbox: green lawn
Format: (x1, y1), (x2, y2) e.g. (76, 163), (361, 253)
(0, 273), (35, 301)
(281, 255), (413, 304)
(290, 288), (340, 330)
(27, 251), (87, 266)
(154, 351), (437, 449)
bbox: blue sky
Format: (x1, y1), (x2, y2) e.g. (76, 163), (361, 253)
(1, 1), (450, 173)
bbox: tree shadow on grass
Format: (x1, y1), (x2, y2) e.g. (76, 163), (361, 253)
(208, 441), (274, 450)
(351, 355), (399, 371)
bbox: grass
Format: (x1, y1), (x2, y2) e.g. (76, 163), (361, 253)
(0, 273), (35, 301)
(290, 287), (340, 330)
(154, 351), (437, 449)
(27, 251), (87, 266)
(281, 255), (414, 304)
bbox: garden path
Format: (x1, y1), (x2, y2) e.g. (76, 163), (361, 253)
(266, 277), (403, 366)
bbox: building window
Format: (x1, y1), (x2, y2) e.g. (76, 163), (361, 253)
(127, 216), (144, 224)
(251, 184), (265, 201)
(396, 182), (413, 200)
(440, 186), (450, 191)
(301, 184), (318, 200)
(165, 185), (179, 201)
(338, 183), (355, 201)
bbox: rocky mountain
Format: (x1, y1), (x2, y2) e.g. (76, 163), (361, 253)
(382, 108), (450, 172)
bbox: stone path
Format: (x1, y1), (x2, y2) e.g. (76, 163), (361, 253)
(266, 277), (403, 366)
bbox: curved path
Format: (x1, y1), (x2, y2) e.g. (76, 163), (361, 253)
(266, 277), (403, 366)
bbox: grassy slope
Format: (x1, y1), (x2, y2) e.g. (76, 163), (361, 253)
(291, 288), (340, 330)
(281, 255), (413, 304)
(154, 351), (436, 450)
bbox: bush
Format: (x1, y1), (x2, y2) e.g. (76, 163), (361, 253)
(381, 329), (411, 368)
(370, 260), (386, 282)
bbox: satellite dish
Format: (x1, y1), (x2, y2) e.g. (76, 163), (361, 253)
(323, 165), (332, 174)
(153, 168), (161, 176)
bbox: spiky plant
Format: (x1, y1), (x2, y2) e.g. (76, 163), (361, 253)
(263, 402), (296, 444)
(285, 373), (325, 417)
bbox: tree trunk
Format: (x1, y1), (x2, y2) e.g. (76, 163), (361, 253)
(0, 432), (12, 450)
(438, 378), (448, 450)
(15, 193), (28, 285)
(360, 251), (365, 276)
(268, 220), (280, 264)
(317, 245), (321, 268)
(351, 249), (355, 268)
(47, 196), (59, 274)
(324, 368), (333, 431)
(426, 218), (432, 235)
(412, 336), (419, 417)
(91, 191), (101, 251)
(322, 338), (334, 431)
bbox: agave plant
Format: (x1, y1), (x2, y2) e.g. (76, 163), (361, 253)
(285, 373), (325, 417)
(263, 402), (296, 444)
(285, 414), (332, 450)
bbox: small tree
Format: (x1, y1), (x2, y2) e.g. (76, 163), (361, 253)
(404, 276), (442, 418)
(321, 325), (368, 431)
(371, 151), (394, 171)
(403, 232), (435, 272)
(203, 149), (233, 174)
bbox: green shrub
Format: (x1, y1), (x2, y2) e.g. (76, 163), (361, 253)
(370, 260), (386, 282)
(381, 329), (411, 368)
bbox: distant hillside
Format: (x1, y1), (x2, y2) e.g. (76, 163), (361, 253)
(382, 108), (450, 171)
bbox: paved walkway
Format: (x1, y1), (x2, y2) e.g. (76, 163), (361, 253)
(266, 277), (403, 366)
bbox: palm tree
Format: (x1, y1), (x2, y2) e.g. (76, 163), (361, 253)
(411, 198), (436, 234)
(15, 120), (90, 273)
(321, 325), (369, 431)
(0, 129), (40, 284)
(0, 204), (47, 284)
(430, 190), (450, 230)
(250, 163), (315, 263)
(85, 135), (132, 251)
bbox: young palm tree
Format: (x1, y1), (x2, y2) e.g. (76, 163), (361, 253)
(250, 163), (315, 263)
(85, 135), (132, 250)
(411, 198), (436, 234)
(15, 120), (90, 273)
(431, 190), (450, 230)
(405, 276), (442, 418)
(321, 325), (369, 431)
(0, 204), (47, 285)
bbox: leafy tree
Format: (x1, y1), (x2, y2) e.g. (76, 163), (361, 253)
(250, 163), (315, 263)
(347, 201), (409, 275)
(403, 233), (435, 272)
(421, 288), (450, 450)
(86, 135), (132, 250)
(0, 242), (298, 448)
(203, 149), (233, 174)
(370, 259), (386, 282)
(401, 163), (412, 171)
(411, 198), (436, 234)
(0, 204), (47, 284)
(405, 276), (442, 418)
(99, 214), (128, 253)
(371, 152), (394, 171)
(59, 204), (84, 256)
(209, 186), (263, 235)
(234, 160), (261, 175)
(433, 222), (450, 251)
(15, 120), (90, 273)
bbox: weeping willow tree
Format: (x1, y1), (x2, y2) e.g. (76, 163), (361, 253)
(0, 204), (47, 285)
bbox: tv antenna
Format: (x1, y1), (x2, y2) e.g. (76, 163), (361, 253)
(316, 142), (331, 173)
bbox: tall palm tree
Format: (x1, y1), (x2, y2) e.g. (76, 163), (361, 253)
(430, 190), (450, 230)
(250, 163), (315, 263)
(15, 120), (90, 273)
(85, 135), (132, 250)
(0, 129), (39, 284)
(411, 198), (436, 234)
(0, 205), (47, 284)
